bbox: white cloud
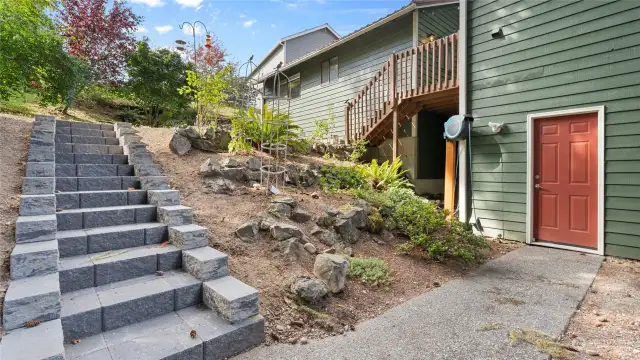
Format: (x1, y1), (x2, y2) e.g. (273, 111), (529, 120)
(183, 24), (203, 35)
(131, 0), (165, 7)
(286, 3), (297, 8)
(136, 26), (148, 33)
(239, 13), (246, 18)
(242, 19), (257, 28)
(175, 0), (202, 8)
(211, 9), (221, 23)
(154, 25), (173, 34)
(195, 5), (203, 11)
(271, 24), (276, 28)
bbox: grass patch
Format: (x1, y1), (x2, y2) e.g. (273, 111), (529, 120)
(509, 328), (578, 360)
(478, 322), (502, 331)
(298, 305), (328, 319)
(349, 257), (391, 286)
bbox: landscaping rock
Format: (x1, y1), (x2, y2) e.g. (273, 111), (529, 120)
(219, 167), (246, 182)
(290, 276), (327, 303)
(316, 215), (335, 228)
(290, 208), (312, 223)
(270, 223), (304, 241)
(258, 214), (277, 231)
(310, 226), (324, 236)
(204, 178), (235, 194)
(272, 196), (297, 208)
(220, 157), (241, 168)
(203, 126), (231, 151)
(333, 218), (359, 243)
(321, 204), (340, 217)
(279, 238), (306, 261)
(199, 158), (221, 177)
(303, 243), (317, 254)
(247, 170), (262, 182)
(246, 157), (262, 171)
(177, 126), (199, 139)
(284, 164), (300, 185)
(339, 206), (368, 229)
(313, 228), (338, 246)
(169, 133), (191, 155)
(268, 203), (292, 218)
(353, 199), (372, 215)
(236, 220), (259, 243)
(314, 253), (349, 293)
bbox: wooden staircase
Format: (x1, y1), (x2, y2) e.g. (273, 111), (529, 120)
(344, 32), (459, 151)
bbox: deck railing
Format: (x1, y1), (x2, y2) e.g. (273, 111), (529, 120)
(344, 32), (459, 143)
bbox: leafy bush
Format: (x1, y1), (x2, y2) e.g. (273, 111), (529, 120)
(349, 139), (368, 162)
(349, 257), (391, 286)
(367, 207), (384, 234)
(228, 105), (307, 154)
(319, 165), (367, 193)
(358, 157), (413, 190)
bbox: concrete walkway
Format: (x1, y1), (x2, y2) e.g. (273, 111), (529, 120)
(237, 246), (603, 360)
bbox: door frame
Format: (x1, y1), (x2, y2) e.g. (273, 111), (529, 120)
(525, 106), (605, 255)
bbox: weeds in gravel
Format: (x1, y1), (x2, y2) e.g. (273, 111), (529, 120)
(478, 322), (502, 331)
(298, 305), (329, 319)
(509, 328), (578, 360)
(349, 257), (392, 286)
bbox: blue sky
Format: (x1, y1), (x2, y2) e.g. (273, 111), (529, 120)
(130, 0), (407, 64)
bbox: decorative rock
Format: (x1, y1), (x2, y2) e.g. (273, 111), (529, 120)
(316, 215), (335, 228)
(303, 243), (317, 254)
(314, 253), (349, 293)
(268, 203), (292, 218)
(199, 158), (221, 177)
(270, 223), (304, 241)
(219, 167), (246, 182)
(321, 204), (340, 217)
(236, 220), (259, 243)
(311, 192), (319, 199)
(290, 276), (327, 303)
(272, 196), (297, 208)
(313, 228), (338, 246)
(279, 238), (306, 261)
(169, 132), (191, 155)
(333, 218), (359, 243)
(220, 157), (241, 168)
(353, 199), (372, 215)
(259, 215), (277, 231)
(585, 350), (600, 357)
(339, 206), (368, 229)
(178, 126), (199, 139)
(247, 170), (262, 182)
(290, 208), (312, 223)
(310, 226), (324, 236)
(246, 157), (261, 171)
(300, 337), (308, 345)
(204, 178), (235, 194)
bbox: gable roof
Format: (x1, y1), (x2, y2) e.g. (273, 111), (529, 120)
(255, 0), (457, 82)
(250, 23), (340, 78)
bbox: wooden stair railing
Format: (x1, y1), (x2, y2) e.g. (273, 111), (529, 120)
(344, 32), (459, 146)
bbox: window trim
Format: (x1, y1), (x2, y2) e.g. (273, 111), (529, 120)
(276, 73), (301, 99)
(321, 57), (338, 86)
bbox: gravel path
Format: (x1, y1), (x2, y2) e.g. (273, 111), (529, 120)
(236, 246), (603, 360)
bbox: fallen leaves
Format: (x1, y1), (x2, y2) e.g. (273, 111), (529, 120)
(127, 187), (135, 190)
(190, 329), (197, 338)
(71, 339), (81, 344)
(25, 319), (41, 328)
(159, 241), (168, 248)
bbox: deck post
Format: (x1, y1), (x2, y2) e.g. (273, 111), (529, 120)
(389, 54), (398, 159)
(344, 104), (350, 144)
(444, 141), (456, 217)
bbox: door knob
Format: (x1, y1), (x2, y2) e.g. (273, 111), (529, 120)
(534, 184), (541, 189)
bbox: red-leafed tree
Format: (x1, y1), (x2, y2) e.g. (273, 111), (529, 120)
(57, 0), (141, 83)
(189, 34), (226, 75)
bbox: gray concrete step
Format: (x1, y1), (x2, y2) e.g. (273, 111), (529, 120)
(55, 143), (124, 155)
(61, 269), (201, 341)
(56, 152), (128, 164)
(0, 319), (65, 359)
(55, 134), (120, 145)
(203, 276), (259, 324)
(56, 120), (114, 131)
(56, 190), (147, 210)
(57, 222), (167, 257)
(56, 204), (157, 231)
(59, 243), (182, 293)
(56, 127), (116, 138)
(56, 163), (134, 177)
(55, 176), (140, 192)
(63, 305), (264, 360)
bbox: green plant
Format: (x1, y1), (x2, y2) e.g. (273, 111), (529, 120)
(319, 165), (367, 193)
(349, 257), (391, 286)
(367, 207), (384, 234)
(228, 105), (306, 154)
(358, 157), (413, 190)
(311, 105), (337, 143)
(37, 52), (91, 113)
(349, 139), (368, 162)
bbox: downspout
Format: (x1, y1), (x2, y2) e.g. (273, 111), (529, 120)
(458, 0), (469, 222)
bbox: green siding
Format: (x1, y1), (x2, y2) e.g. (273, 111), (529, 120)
(468, 0), (640, 258)
(280, 6), (459, 137)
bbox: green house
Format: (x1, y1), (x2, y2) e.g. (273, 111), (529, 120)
(253, 0), (640, 260)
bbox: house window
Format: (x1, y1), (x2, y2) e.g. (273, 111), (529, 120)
(276, 73), (301, 99)
(321, 57), (338, 85)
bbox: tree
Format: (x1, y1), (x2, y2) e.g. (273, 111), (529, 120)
(126, 40), (190, 126)
(37, 51), (90, 114)
(188, 34), (226, 75)
(58, 0), (141, 83)
(0, 0), (59, 100)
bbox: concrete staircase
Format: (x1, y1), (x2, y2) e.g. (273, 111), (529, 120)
(1, 116), (264, 360)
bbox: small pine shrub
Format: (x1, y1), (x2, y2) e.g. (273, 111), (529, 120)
(349, 257), (391, 286)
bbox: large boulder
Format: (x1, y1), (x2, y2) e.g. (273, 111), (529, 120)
(333, 218), (359, 243)
(314, 253), (349, 293)
(272, 196), (297, 208)
(246, 157), (262, 171)
(268, 203), (292, 218)
(279, 238), (306, 261)
(169, 132), (191, 155)
(312, 227), (338, 246)
(199, 158), (221, 177)
(339, 206), (368, 230)
(220, 157), (241, 168)
(177, 126), (199, 139)
(178, 125), (231, 152)
(270, 223), (304, 241)
(321, 204), (340, 217)
(290, 208), (312, 223)
(236, 220), (259, 243)
(219, 167), (246, 182)
(290, 276), (328, 303)
(204, 178), (235, 194)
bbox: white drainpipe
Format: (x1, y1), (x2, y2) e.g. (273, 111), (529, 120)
(458, 0), (469, 222)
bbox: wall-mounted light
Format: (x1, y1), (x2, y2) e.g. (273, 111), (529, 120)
(420, 33), (437, 45)
(491, 27), (504, 39)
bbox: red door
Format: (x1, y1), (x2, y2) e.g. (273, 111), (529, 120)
(533, 113), (598, 249)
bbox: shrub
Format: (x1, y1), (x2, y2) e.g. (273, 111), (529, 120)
(319, 165), (367, 193)
(367, 207), (384, 234)
(349, 139), (368, 162)
(349, 257), (391, 286)
(358, 157), (413, 190)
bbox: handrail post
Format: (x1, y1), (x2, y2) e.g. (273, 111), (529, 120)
(389, 53), (398, 159)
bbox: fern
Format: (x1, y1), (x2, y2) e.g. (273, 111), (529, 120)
(358, 157), (413, 190)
